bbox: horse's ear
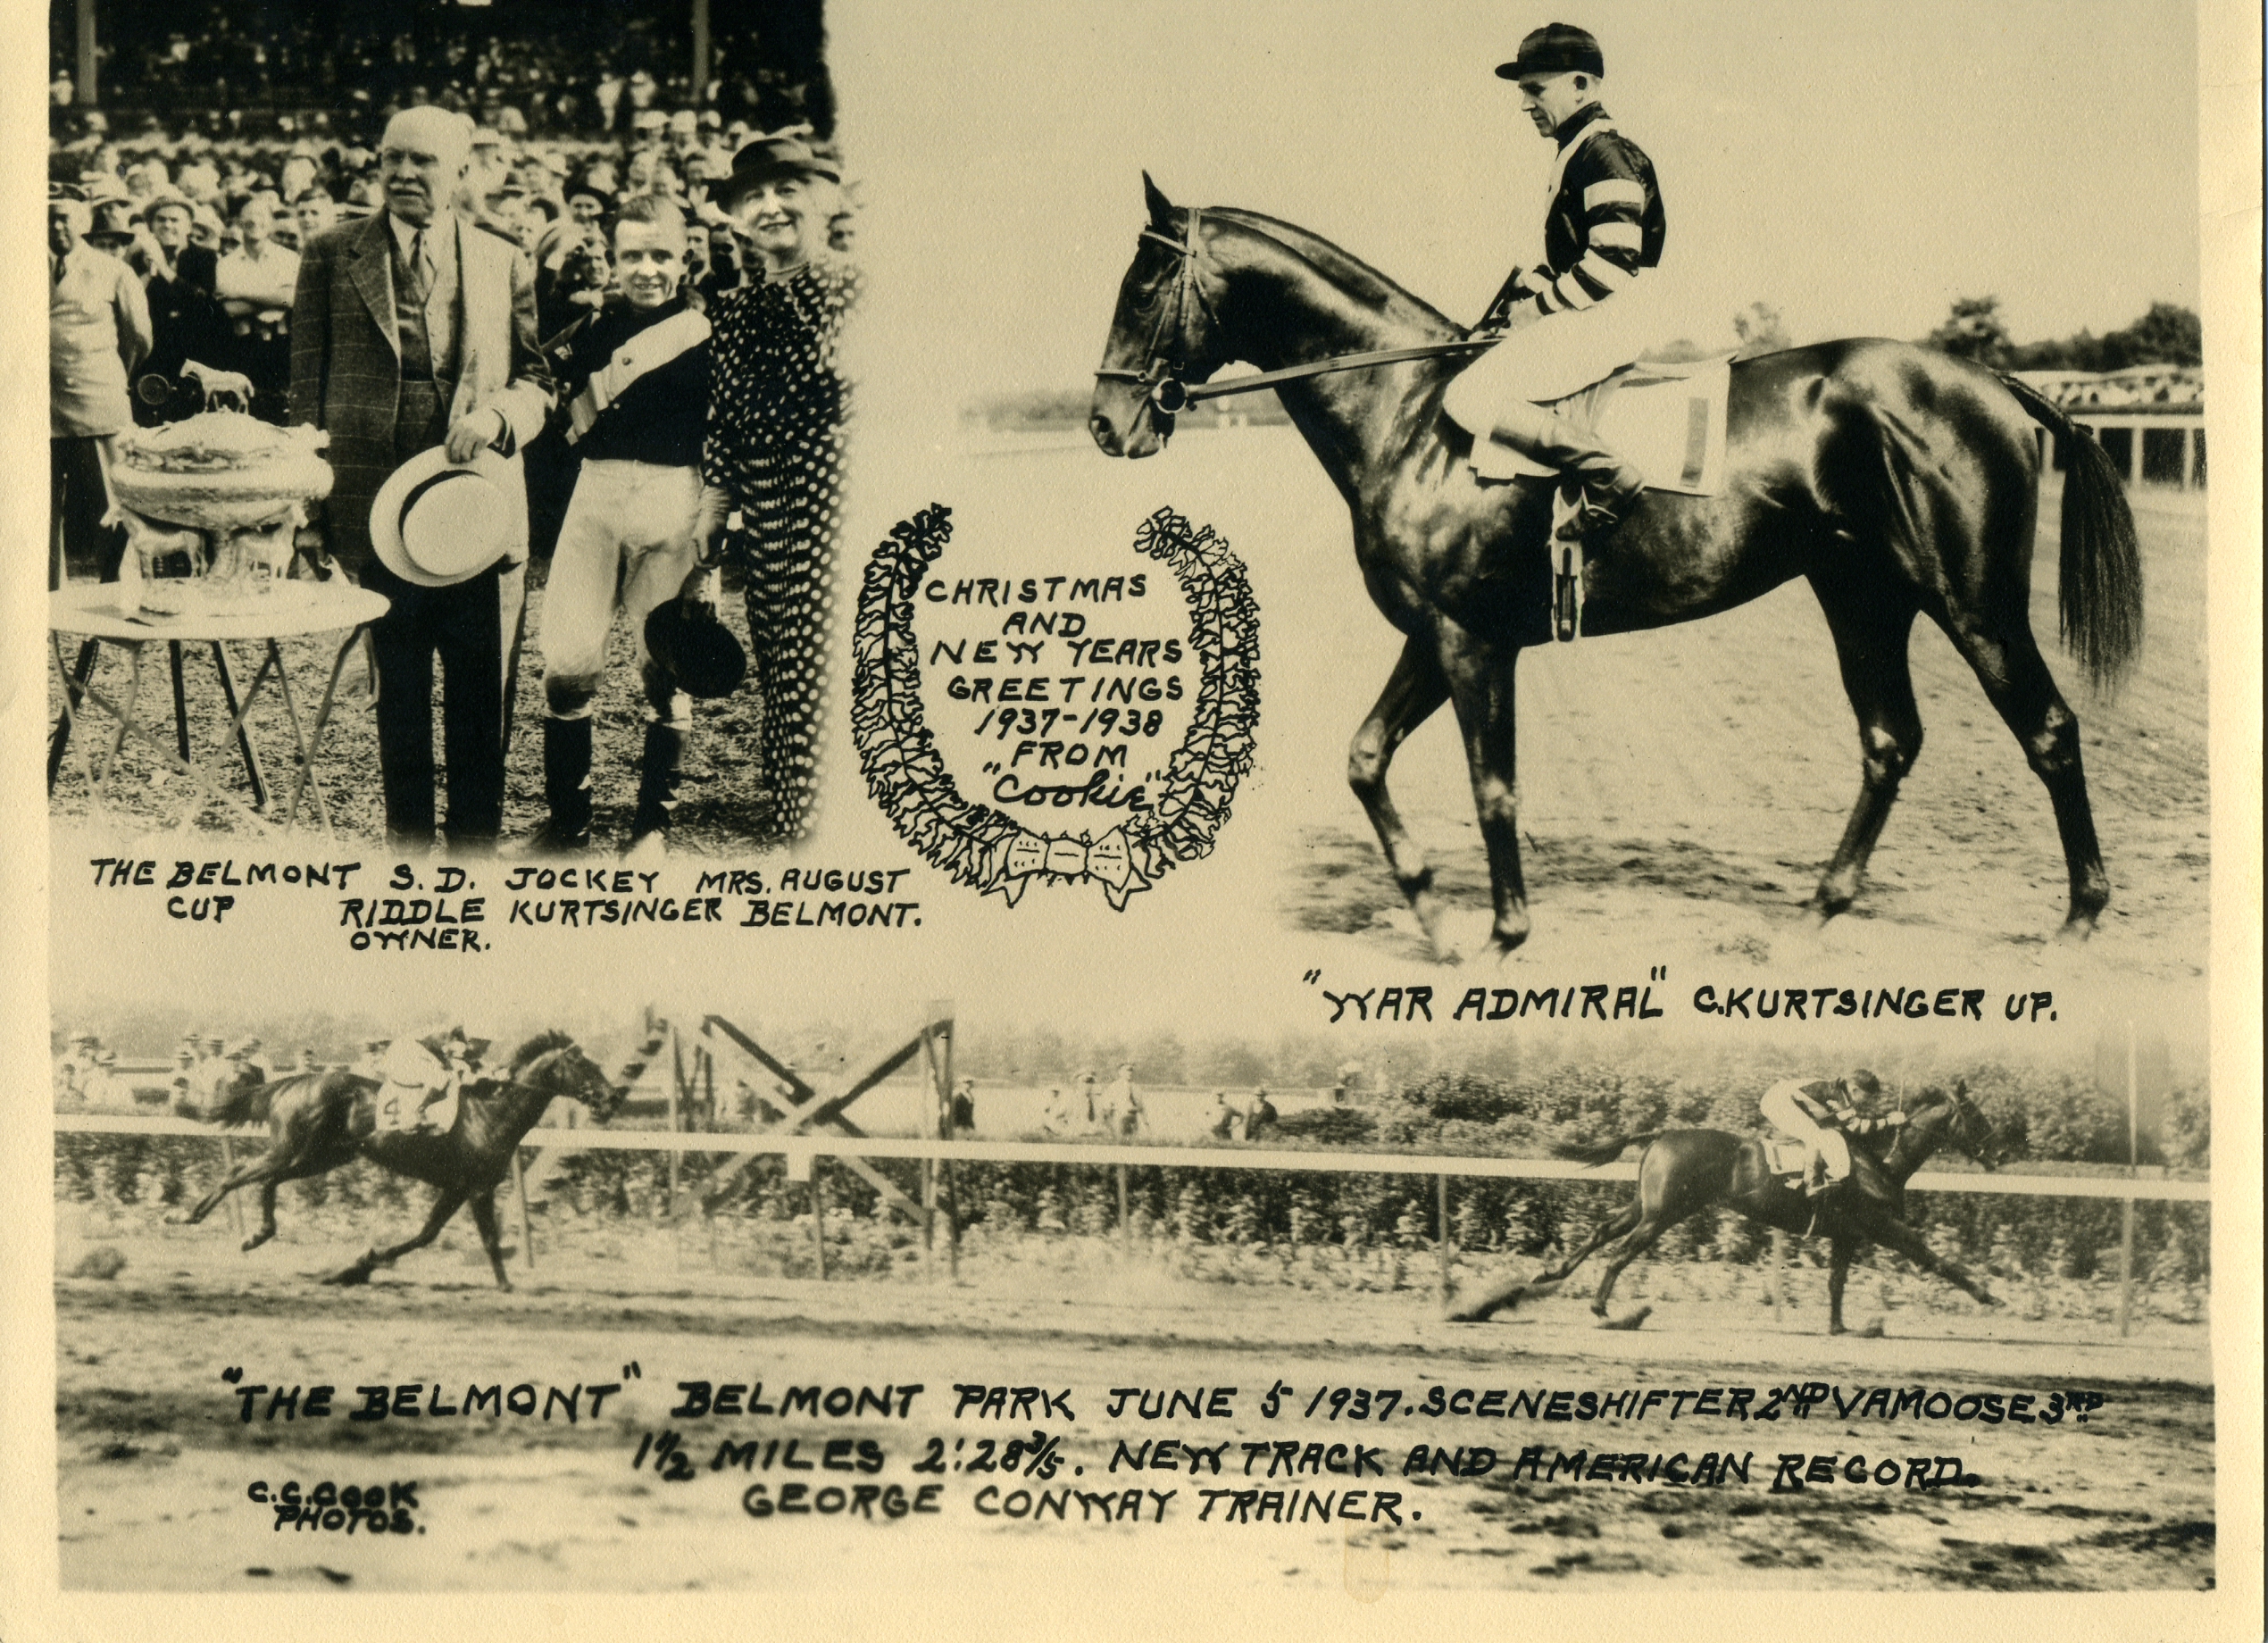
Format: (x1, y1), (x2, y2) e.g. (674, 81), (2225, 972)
(1142, 171), (1175, 227)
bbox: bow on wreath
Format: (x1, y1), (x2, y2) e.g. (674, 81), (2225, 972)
(983, 826), (1153, 909)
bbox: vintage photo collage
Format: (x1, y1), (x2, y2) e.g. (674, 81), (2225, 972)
(9, 0), (2260, 1630)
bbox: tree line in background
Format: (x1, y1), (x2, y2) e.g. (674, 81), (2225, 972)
(1921, 296), (2202, 372)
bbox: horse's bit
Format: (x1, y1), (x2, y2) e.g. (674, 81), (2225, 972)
(1091, 209), (1222, 418)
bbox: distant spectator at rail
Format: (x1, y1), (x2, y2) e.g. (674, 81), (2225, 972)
(1208, 1090), (1242, 1141)
(1102, 1063), (1144, 1138)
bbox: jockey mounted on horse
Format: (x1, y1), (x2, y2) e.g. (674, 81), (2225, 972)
(1759, 1070), (1907, 1202)
(1442, 21), (1663, 551)
(379, 1025), (491, 1133)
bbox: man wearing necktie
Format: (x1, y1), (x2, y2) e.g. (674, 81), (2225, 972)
(289, 106), (553, 850)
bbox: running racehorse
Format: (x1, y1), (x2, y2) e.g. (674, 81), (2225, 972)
(1088, 179), (2143, 956)
(179, 1029), (625, 1289)
(1447, 1083), (2003, 1335)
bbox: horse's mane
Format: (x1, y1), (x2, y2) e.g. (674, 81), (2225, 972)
(502, 1028), (576, 1077)
(1204, 207), (1458, 336)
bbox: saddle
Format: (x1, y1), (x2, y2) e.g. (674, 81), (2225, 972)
(1762, 1136), (1815, 1181)
(1480, 354), (1735, 497)
(1476, 354), (1734, 645)
(361, 1083), (460, 1138)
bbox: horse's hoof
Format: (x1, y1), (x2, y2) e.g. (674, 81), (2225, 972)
(2053, 920), (2095, 947)
(320, 1265), (372, 1287)
(1855, 1318), (1886, 1338)
(1976, 1289), (2002, 1307)
(1597, 1305), (1651, 1331)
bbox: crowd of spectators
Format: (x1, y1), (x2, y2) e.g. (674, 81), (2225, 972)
(51, 2), (830, 133)
(49, 75), (854, 575)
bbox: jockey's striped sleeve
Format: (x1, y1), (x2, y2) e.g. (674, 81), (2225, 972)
(1480, 104), (1665, 329)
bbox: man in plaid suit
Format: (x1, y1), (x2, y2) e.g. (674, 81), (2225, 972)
(289, 106), (552, 850)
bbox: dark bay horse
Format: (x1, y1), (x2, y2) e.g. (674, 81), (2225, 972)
(1447, 1085), (2003, 1335)
(179, 1030), (625, 1289)
(1089, 179), (2143, 955)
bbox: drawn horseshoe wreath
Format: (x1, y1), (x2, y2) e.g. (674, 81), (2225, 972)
(852, 504), (1260, 909)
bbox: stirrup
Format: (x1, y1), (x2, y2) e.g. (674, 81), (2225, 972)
(1550, 492), (1587, 642)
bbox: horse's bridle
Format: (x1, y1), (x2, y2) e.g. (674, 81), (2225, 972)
(1093, 207), (1500, 422)
(1092, 209), (1221, 419)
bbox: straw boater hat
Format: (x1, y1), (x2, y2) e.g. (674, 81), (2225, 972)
(370, 446), (521, 588)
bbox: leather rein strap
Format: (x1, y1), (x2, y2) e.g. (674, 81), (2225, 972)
(1094, 210), (1497, 414)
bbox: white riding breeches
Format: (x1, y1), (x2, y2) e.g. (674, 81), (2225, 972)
(1444, 278), (1674, 430)
(1760, 1080), (1851, 1179)
(538, 458), (704, 721)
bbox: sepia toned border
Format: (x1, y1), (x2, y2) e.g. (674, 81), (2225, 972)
(4, 0), (2259, 1638)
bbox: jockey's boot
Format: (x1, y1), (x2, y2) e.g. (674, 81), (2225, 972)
(517, 716), (593, 855)
(625, 721), (688, 859)
(1805, 1155), (1830, 1198)
(1485, 403), (1646, 532)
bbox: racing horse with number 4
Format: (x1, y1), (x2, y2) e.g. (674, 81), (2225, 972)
(1447, 1082), (2004, 1336)
(1088, 179), (2143, 956)
(179, 1029), (626, 1289)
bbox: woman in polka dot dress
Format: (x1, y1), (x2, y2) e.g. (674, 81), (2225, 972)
(696, 131), (860, 843)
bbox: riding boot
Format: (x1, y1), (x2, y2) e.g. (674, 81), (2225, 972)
(517, 716), (592, 855)
(626, 721), (688, 857)
(1484, 400), (1647, 538)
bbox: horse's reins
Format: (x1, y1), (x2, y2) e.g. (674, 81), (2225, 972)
(1094, 209), (1498, 416)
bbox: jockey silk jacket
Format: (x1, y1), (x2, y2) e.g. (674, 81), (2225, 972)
(1481, 103), (1666, 329)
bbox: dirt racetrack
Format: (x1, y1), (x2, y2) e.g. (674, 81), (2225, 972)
(55, 1212), (2214, 1594)
(939, 430), (2212, 983)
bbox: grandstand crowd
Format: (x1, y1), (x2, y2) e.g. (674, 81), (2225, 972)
(51, 100), (847, 424)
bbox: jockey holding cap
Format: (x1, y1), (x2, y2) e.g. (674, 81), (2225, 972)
(1444, 22), (1667, 550)
(1760, 1070), (1906, 1199)
(379, 1026), (488, 1133)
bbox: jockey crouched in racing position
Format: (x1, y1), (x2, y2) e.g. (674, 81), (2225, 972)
(379, 1026), (488, 1133)
(521, 194), (715, 856)
(1442, 22), (1666, 551)
(1759, 1069), (1906, 1201)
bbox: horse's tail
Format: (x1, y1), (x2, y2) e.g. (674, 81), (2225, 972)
(1996, 371), (2144, 692)
(1550, 1130), (1663, 1169)
(200, 1075), (269, 1128)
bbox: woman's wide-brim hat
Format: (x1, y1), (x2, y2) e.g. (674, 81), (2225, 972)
(1496, 21), (1605, 79)
(370, 445), (521, 588)
(715, 131), (840, 210)
(645, 598), (747, 699)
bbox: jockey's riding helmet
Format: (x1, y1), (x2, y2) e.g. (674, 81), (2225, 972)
(1497, 23), (1605, 80)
